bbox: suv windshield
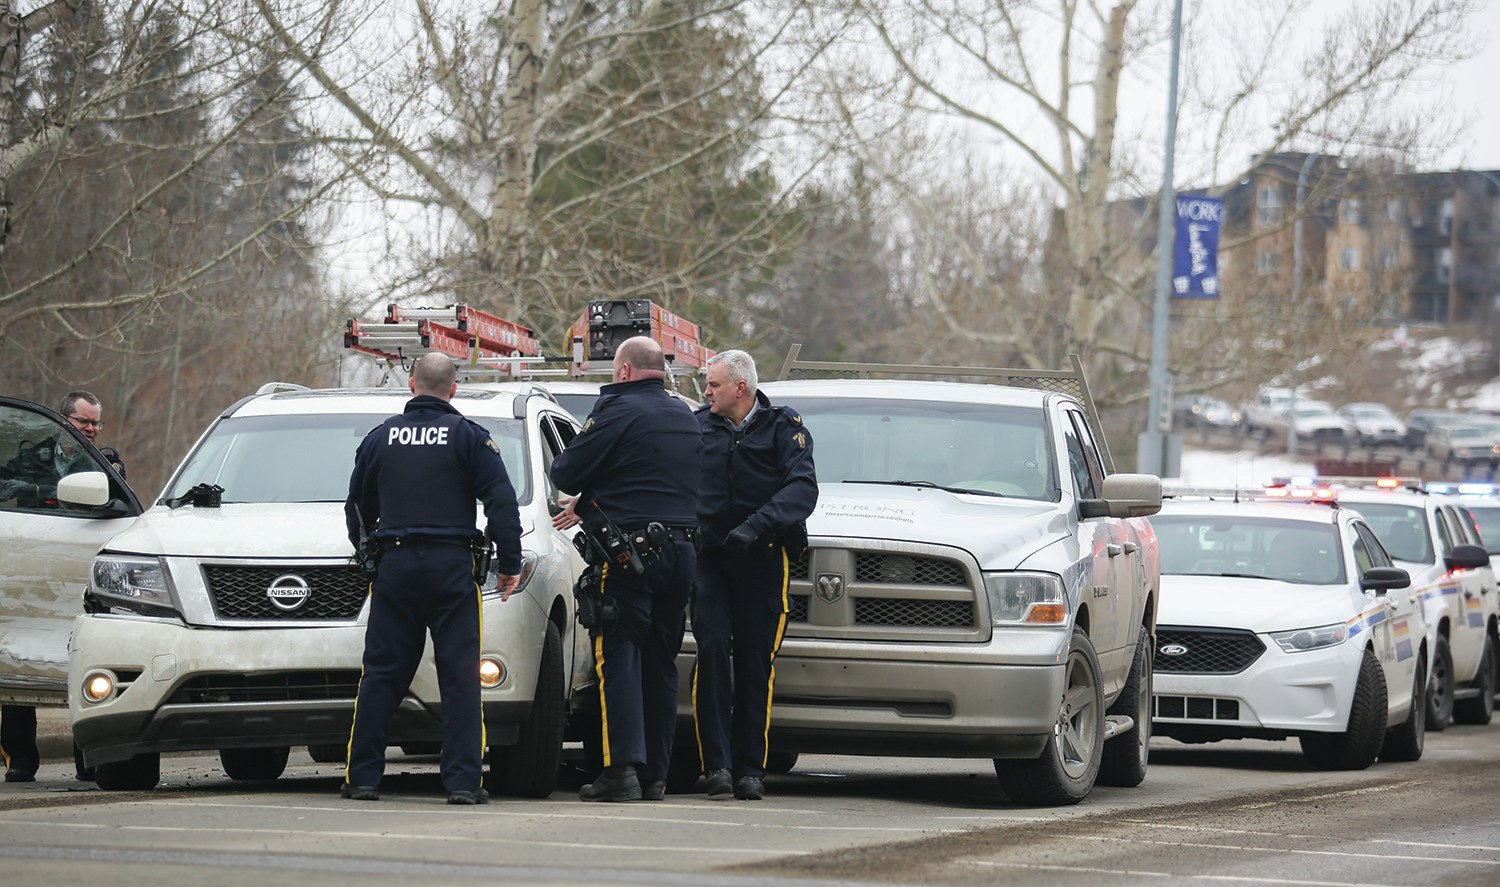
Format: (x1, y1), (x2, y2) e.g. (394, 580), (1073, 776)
(1152, 515), (1346, 585)
(1341, 501), (1433, 563)
(774, 396), (1054, 500)
(163, 413), (529, 504)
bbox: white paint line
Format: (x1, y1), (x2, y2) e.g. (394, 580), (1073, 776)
(1048, 833), (1500, 867)
(1118, 819), (1500, 853)
(970, 859), (1408, 886)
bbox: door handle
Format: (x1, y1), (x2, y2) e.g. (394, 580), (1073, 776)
(1107, 543), (1124, 557)
(1123, 541), (1140, 554)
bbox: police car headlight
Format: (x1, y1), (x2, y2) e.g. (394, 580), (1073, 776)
(89, 556), (179, 617)
(482, 552), (538, 598)
(1271, 623), (1348, 653)
(982, 572), (1068, 625)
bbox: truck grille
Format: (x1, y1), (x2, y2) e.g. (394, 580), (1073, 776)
(203, 565), (369, 622)
(1156, 626), (1265, 674)
(166, 670), (361, 704)
(786, 545), (981, 639)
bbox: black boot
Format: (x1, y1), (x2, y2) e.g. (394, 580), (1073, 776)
(579, 765), (641, 802)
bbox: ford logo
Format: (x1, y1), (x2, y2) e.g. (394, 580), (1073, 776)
(1159, 643), (1189, 657)
(266, 574), (311, 611)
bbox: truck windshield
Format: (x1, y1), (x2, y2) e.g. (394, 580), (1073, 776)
(1152, 515), (1346, 585)
(161, 413), (529, 504)
(773, 396), (1054, 501)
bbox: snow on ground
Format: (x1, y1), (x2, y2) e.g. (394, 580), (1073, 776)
(1172, 448), (1316, 487)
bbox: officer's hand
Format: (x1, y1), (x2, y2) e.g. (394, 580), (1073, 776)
(726, 522), (759, 553)
(552, 495), (580, 531)
(0, 479), (31, 500)
(497, 573), (521, 602)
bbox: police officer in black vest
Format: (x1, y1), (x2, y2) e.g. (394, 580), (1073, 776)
(342, 353), (523, 804)
(551, 336), (701, 802)
(692, 349), (817, 801)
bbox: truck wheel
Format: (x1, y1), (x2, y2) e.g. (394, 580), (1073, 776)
(494, 619), (565, 798)
(1380, 653), (1426, 762)
(1453, 637), (1495, 725)
(994, 628), (1104, 805)
(220, 746), (290, 781)
(1097, 628), (1152, 788)
(307, 743), (347, 764)
(765, 751), (800, 775)
(1426, 635), (1454, 731)
(1300, 647), (1387, 770)
(94, 752), (160, 791)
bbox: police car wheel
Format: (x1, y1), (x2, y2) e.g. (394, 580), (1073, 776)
(1453, 637), (1495, 725)
(1426, 635), (1455, 731)
(1299, 647), (1387, 771)
(993, 627), (1104, 806)
(493, 619), (565, 798)
(94, 752), (160, 791)
(220, 745), (290, 782)
(765, 751), (799, 775)
(307, 743), (347, 764)
(1380, 652), (1427, 763)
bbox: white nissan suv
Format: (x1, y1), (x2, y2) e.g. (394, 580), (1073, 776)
(65, 383), (589, 792)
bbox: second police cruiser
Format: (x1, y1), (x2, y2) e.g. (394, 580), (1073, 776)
(551, 336), (703, 802)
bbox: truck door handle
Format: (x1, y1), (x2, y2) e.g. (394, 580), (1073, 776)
(1123, 541), (1140, 554)
(1107, 543), (1124, 557)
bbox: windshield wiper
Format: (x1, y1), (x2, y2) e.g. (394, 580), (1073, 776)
(843, 479), (1006, 498)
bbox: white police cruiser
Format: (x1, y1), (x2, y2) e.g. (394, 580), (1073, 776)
(64, 383), (590, 791)
(1334, 479), (1497, 728)
(1152, 488), (1428, 769)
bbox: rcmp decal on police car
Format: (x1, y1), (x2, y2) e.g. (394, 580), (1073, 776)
(1392, 618), (1414, 662)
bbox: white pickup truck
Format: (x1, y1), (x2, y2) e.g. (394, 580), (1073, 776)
(681, 350), (1162, 805)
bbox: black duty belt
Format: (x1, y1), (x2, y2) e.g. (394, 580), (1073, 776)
(384, 535), (480, 549)
(626, 526), (698, 543)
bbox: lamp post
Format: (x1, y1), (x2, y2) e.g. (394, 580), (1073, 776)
(1286, 153), (1317, 455)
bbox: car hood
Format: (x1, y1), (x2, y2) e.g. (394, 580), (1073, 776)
(103, 503), (537, 559)
(1159, 574), (1357, 633)
(808, 484), (1064, 568)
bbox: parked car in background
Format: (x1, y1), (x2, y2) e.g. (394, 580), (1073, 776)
(1173, 395), (1242, 430)
(1269, 400), (1350, 447)
(1241, 387), (1295, 438)
(1405, 409), (1466, 451)
(1337, 403), (1406, 448)
(1462, 414), (1500, 448)
(1423, 424), (1500, 470)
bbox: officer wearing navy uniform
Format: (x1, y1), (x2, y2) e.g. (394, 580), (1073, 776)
(342, 353), (523, 804)
(692, 349), (817, 801)
(551, 336), (701, 802)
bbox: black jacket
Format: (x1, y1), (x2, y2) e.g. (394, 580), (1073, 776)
(345, 395), (523, 575)
(696, 389), (818, 548)
(550, 378), (701, 530)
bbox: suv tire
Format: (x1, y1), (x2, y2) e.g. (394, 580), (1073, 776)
(1426, 635), (1454, 731)
(94, 752), (160, 791)
(221, 745), (290, 781)
(1380, 653), (1426, 762)
(493, 619), (565, 798)
(1453, 637), (1495, 725)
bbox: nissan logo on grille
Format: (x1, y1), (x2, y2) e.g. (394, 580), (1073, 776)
(1160, 643), (1189, 657)
(266, 574), (311, 611)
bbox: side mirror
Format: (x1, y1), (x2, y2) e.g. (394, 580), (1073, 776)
(56, 471), (111, 507)
(1445, 543), (1490, 572)
(1361, 566), (1411, 594)
(1080, 473), (1163, 519)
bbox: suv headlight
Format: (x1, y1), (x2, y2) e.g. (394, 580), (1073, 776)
(1271, 623), (1348, 653)
(89, 555), (179, 618)
(982, 572), (1068, 625)
(482, 551), (538, 598)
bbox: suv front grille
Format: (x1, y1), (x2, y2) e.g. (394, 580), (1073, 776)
(166, 670), (361, 704)
(1156, 626), (1265, 674)
(203, 565), (368, 621)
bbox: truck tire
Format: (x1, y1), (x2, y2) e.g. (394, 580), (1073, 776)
(1300, 647), (1386, 770)
(994, 628), (1104, 806)
(1453, 637), (1495, 725)
(94, 752), (160, 791)
(1380, 651), (1426, 762)
(220, 746), (290, 781)
(1097, 629), (1152, 788)
(1426, 635), (1454, 731)
(494, 619), (565, 798)
(307, 743), (347, 764)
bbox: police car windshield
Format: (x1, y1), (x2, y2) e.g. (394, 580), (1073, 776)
(163, 413), (530, 504)
(1337, 501), (1433, 564)
(774, 397), (1054, 501)
(1152, 515), (1347, 585)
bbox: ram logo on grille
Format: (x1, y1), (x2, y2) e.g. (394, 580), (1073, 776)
(815, 572), (845, 604)
(266, 574), (312, 611)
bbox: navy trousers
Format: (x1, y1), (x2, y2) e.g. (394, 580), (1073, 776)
(0, 705), (38, 775)
(589, 540), (694, 784)
(346, 542), (484, 793)
(691, 543), (790, 780)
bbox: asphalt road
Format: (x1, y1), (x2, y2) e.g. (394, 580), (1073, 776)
(1, 724), (1497, 887)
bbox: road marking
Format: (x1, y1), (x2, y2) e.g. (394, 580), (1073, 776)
(969, 860), (1409, 886)
(1120, 819), (1500, 853)
(1047, 833), (1500, 867)
(1229, 782), (1423, 809)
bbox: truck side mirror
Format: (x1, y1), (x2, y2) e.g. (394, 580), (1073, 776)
(1080, 473), (1162, 519)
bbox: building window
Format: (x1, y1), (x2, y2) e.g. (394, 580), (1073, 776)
(1437, 246), (1453, 282)
(1258, 186), (1283, 225)
(1340, 199), (1362, 225)
(1387, 198), (1404, 221)
(1340, 248), (1360, 271)
(1440, 198), (1454, 235)
(1257, 250), (1282, 274)
(1380, 248), (1399, 269)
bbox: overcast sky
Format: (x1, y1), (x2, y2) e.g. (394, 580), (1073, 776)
(1439, 1), (1500, 169)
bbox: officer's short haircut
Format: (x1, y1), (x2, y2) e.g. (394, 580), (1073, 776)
(411, 352), (457, 395)
(616, 336), (666, 373)
(59, 390), (101, 418)
(709, 350), (758, 395)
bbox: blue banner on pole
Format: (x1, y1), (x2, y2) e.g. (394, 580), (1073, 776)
(1173, 195), (1222, 298)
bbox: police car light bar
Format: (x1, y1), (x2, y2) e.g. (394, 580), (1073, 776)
(1425, 481), (1500, 496)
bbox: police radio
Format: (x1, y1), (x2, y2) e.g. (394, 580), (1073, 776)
(572, 500), (644, 575)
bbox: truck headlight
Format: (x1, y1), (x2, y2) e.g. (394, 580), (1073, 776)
(982, 572), (1068, 625)
(90, 555), (178, 617)
(1271, 623), (1348, 653)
